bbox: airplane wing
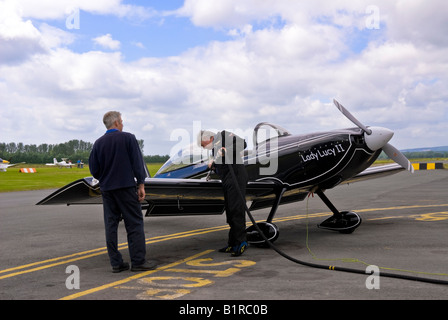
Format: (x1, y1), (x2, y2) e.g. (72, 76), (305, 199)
(342, 163), (405, 184)
(0, 162), (25, 171)
(36, 177), (282, 216)
(7, 162), (25, 168)
(36, 163), (404, 216)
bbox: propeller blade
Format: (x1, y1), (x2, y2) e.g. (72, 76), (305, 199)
(333, 99), (372, 135)
(382, 143), (414, 173)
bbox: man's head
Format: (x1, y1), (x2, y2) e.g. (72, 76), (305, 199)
(103, 111), (123, 131)
(197, 130), (215, 150)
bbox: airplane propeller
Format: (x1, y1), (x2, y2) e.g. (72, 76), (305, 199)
(333, 99), (372, 135)
(382, 143), (414, 173)
(333, 99), (414, 173)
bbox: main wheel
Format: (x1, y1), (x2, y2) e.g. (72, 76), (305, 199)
(246, 222), (279, 247)
(317, 211), (362, 233)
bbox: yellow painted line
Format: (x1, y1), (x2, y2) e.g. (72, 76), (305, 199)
(0, 251), (109, 280)
(148, 225), (229, 243)
(273, 204), (448, 223)
(352, 204), (448, 213)
(0, 247), (107, 276)
(368, 216), (405, 221)
(0, 226), (229, 280)
(59, 250), (214, 300)
(413, 211), (448, 221)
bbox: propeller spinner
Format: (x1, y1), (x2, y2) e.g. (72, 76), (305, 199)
(333, 99), (414, 173)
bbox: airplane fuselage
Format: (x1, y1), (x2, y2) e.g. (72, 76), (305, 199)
(154, 127), (381, 192)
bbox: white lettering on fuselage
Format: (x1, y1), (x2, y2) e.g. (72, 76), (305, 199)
(300, 144), (345, 163)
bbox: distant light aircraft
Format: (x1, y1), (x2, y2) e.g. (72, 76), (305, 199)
(46, 158), (75, 168)
(0, 158), (25, 172)
(37, 100), (414, 244)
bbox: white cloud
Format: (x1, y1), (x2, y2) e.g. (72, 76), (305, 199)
(92, 34), (121, 50)
(39, 23), (76, 48)
(0, 1), (46, 63)
(175, 0), (381, 30)
(10, 0), (154, 20)
(132, 41), (145, 49)
(0, 2), (75, 63)
(385, 0), (448, 47)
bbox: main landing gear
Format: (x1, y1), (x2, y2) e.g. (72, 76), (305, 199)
(315, 189), (361, 234)
(246, 187), (361, 245)
(246, 188), (285, 247)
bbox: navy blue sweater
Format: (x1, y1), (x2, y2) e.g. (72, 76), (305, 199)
(89, 130), (146, 191)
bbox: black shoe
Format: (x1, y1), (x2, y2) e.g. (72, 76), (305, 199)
(131, 260), (158, 272)
(231, 241), (248, 257)
(218, 245), (232, 253)
(112, 262), (129, 273)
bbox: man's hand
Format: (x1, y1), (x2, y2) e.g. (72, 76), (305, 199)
(218, 147), (226, 157)
(137, 184), (145, 202)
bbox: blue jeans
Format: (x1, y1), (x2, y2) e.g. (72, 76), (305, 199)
(102, 187), (146, 267)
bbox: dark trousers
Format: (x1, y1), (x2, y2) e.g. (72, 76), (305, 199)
(221, 164), (248, 246)
(102, 187), (146, 267)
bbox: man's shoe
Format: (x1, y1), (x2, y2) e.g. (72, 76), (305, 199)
(112, 262), (129, 273)
(231, 241), (248, 257)
(131, 260), (158, 272)
(218, 245), (232, 253)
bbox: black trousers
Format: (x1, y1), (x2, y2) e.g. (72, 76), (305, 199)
(102, 187), (146, 267)
(221, 164), (248, 246)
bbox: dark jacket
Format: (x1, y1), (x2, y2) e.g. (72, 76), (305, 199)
(89, 130), (146, 191)
(212, 131), (247, 178)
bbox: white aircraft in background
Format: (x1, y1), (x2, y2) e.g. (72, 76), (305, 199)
(46, 158), (75, 168)
(0, 158), (25, 172)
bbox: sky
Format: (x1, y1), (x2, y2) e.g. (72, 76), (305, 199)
(1, 0), (447, 156)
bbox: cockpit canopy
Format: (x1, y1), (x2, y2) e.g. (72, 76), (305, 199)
(252, 122), (290, 148)
(156, 143), (209, 176)
(154, 122), (290, 177)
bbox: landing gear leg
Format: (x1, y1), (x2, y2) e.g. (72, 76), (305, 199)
(246, 188), (285, 246)
(315, 189), (361, 234)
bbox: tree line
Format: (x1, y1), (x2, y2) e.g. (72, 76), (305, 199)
(378, 150), (448, 159)
(2, 140), (445, 165)
(0, 140), (169, 164)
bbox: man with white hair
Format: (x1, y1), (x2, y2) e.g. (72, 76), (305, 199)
(89, 111), (156, 272)
(198, 129), (248, 256)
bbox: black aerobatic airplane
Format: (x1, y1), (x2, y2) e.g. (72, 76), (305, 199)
(37, 100), (414, 245)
